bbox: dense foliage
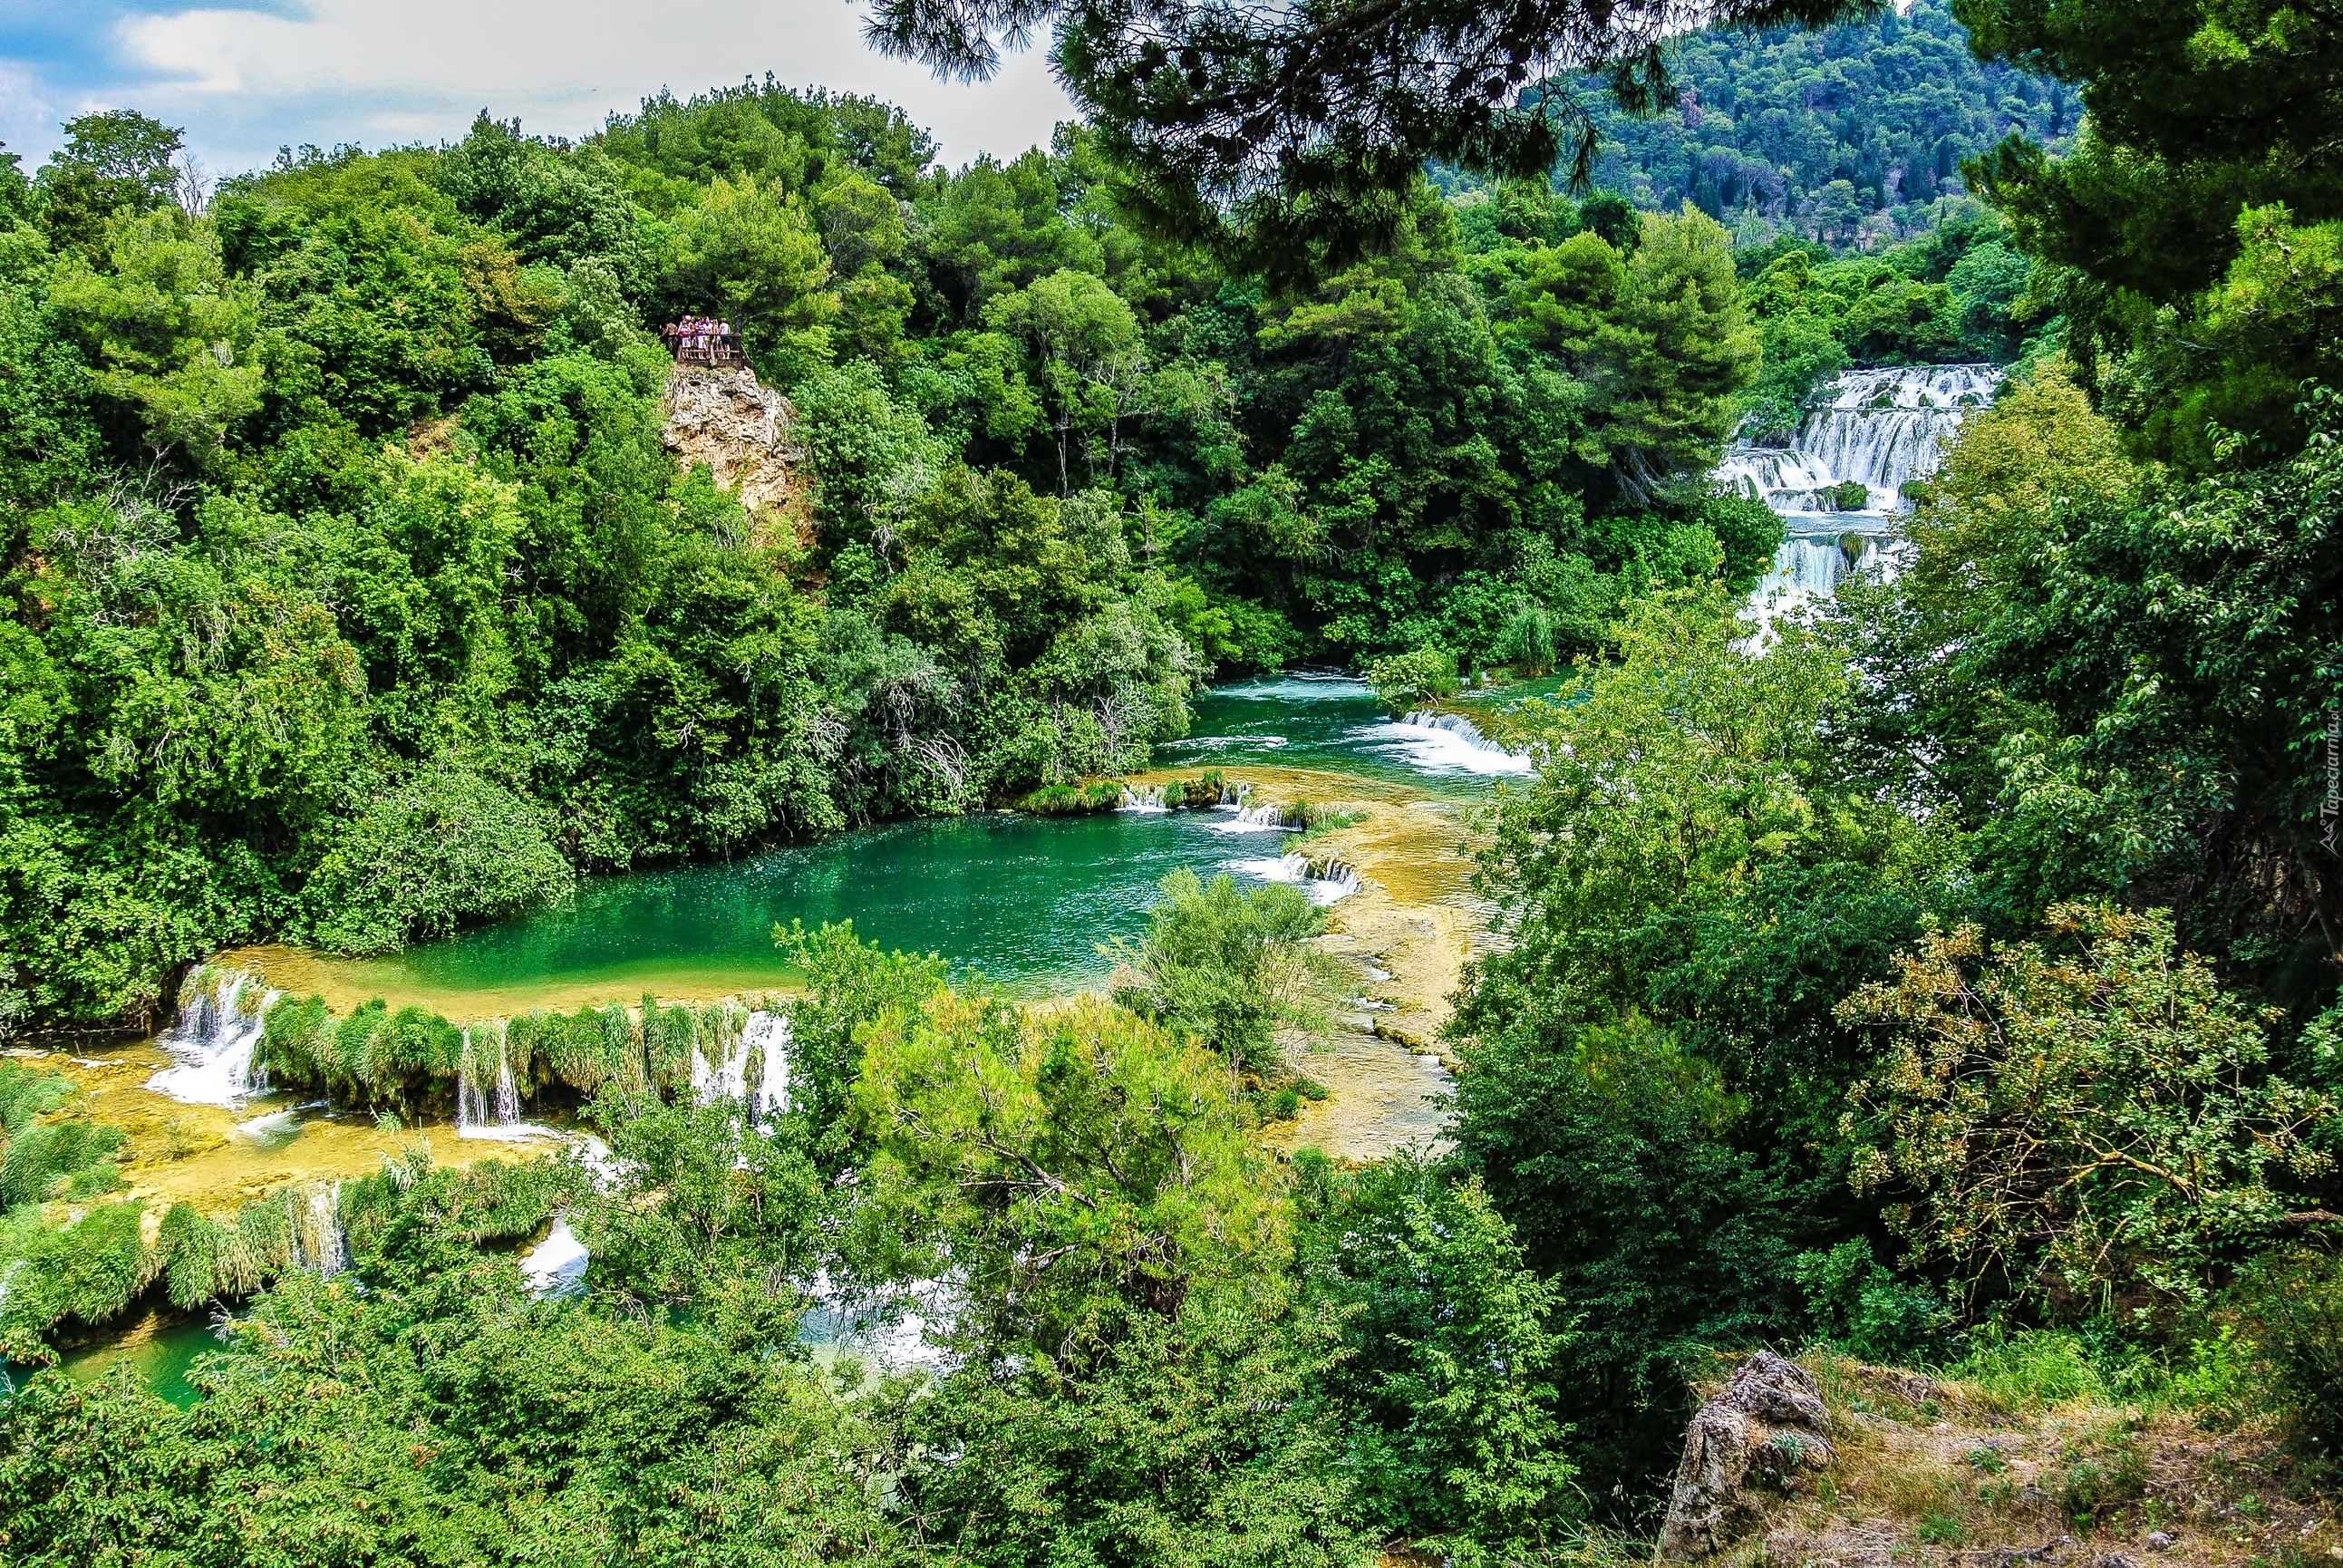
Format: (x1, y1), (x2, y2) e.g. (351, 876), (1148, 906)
(10, 0), (2343, 1558)
(865, 0), (1868, 279)
(0, 924), (1565, 1568)
(1571, 0), (2081, 250)
(0, 88), (1775, 1035)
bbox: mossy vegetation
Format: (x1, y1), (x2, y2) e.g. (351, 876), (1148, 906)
(255, 991), (785, 1116)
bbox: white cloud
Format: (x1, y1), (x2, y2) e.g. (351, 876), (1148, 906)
(85, 0), (1072, 172)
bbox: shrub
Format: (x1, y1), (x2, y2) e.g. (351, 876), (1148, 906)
(1827, 479), (1869, 510)
(1843, 905), (2335, 1312)
(1794, 1237), (1955, 1364)
(1364, 647), (1459, 716)
(0, 1201), (151, 1360)
(1493, 601), (1557, 675)
(307, 765), (576, 955)
(1109, 870), (1345, 1073)
(2233, 1248), (2343, 1459)
(1015, 779), (1123, 815)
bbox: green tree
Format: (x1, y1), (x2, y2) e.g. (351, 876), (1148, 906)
(305, 765), (576, 954)
(868, 0), (1866, 279)
(1109, 870), (1346, 1075)
(1294, 1151), (1578, 1551)
(34, 110), (187, 252)
(665, 174), (837, 373)
(984, 268), (1148, 493)
(47, 210), (266, 462)
(1843, 904), (2338, 1311)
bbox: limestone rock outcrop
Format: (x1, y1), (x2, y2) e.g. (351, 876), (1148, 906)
(1659, 1351), (1838, 1561)
(662, 365), (807, 532)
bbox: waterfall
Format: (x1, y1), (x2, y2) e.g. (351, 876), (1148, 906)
(745, 1011), (791, 1120)
(1228, 852), (1361, 906)
(1366, 711), (1532, 777)
(690, 1031), (751, 1106)
(1399, 710), (1513, 753)
(459, 1023), (555, 1141)
(494, 1040), (519, 1124)
(1726, 363), (2000, 627)
(1720, 364), (2000, 516)
(1212, 785), (1292, 832)
(1117, 783), (1169, 813)
(291, 1183), (345, 1275)
(520, 1216), (590, 1297)
(690, 1006), (793, 1117)
(147, 966), (277, 1107)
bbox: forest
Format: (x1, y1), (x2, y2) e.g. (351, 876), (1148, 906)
(6, 0), (2343, 1562)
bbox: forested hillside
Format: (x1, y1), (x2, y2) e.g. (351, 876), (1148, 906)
(1568, 0), (2083, 249)
(0, 93), (1774, 1032)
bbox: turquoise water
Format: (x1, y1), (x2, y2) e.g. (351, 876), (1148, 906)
(1160, 673), (1529, 797)
(305, 675), (1527, 1014)
(4, 1317), (224, 1408)
(317, 807), (1322, 1010)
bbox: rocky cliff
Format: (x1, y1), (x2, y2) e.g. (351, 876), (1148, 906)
(662, 364), (807, 543)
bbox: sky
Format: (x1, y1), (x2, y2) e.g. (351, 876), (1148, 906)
(0, 0), (1076, 179)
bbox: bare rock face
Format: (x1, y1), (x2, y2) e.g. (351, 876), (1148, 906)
(662, 365), (807, 530)
(1660, 1352), (1838, 1561)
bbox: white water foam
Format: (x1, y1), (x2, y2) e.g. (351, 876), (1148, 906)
(1227, 852), (1361, 906)
(458, 1026), (561, 1141)
(1208, 673), (1371, 702)
(291, 1182), (346, 1275)
(687, 1008), (791, 1120)
(1358, 711), (1533, 777)
(1210, 790), (1293, 833)
(520, 1216), (590, 1297)
(147, 968), (276, 1107)
(745, 1011), (791, 1120)
(1727, 364), (1999, 630)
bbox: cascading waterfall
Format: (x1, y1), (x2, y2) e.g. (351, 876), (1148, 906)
(1212, 784), (1292, 832)
(1399, 711), (1513, 753)
(495, 1042), (519, 1124)
(148, 966), (277, 1108)
(1117, 783), (1169, 813)
(458, 1027), (489, 1131)
(691, 1007), (791, 1118)
(1368, 711), (1532, 777)
(291, 1182), (346, 1275)
(1722, 363), (2001, 624)
(458, 1023), (556, 1141)
(690, 1029), (751, 1106)
(1227, 851), (1362, 906)
(744, 1011), (791, 1121)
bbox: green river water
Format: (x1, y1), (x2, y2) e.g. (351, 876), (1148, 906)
(295, 674), (1530, 1013)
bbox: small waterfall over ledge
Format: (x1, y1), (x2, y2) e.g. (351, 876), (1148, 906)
(1227, 852), (1362, 906)
(691, 1009), (793, 1122)
(1363, 711), (1532, 777)
(459, 1024), (560, 1141)
(148, 966), (277, 1107)
(1719, 363), (2001, 624)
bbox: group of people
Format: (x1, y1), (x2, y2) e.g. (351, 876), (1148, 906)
(660, 316), (744, 365)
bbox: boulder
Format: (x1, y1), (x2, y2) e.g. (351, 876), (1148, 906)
(1659, 1352), (1837, 1561)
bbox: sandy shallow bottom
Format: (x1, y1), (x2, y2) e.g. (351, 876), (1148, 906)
(1123, 763), (1497, 1162)
(12, 1037), (564, 1221)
